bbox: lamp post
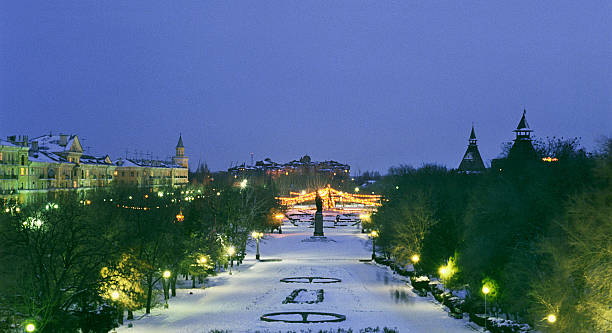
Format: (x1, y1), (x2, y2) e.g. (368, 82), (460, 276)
(411, 254), (420, 273)
(227, 246), (236, 275)
(24, 323), (36, 332)
(482, 285), (490, 330)
(369, 230), (378, 260)
(162, 270), (171, 308)
(275, 214), (284, 234)
(252, 232), (263, 260)
(111, 290), (123, 324)
(547, 314), (557, 324)
(439, 266), (448, 286)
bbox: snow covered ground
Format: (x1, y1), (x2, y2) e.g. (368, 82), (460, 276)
(117, 215), (478, 332)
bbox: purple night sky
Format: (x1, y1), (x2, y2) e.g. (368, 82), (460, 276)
(1, 1), (610, 173)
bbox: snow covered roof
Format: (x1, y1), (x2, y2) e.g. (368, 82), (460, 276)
(114, 158), (183, 169)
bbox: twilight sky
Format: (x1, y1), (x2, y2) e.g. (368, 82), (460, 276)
(1, 1), (611, 173)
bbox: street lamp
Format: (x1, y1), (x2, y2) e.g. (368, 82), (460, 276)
(162, 270), (171, 308)
(252, 232), (263, 260)
(411, 254), (420, 263)
(482, 285), (490, 329)
(227, 246), (236, 275)
(369, 230), (378, 260)
(547, 314), (557, 323)
(439, 266), (448, 285)
(354, 187), (360, 193)
(25, 323), (36, 332)
(176, 210), (184, 223)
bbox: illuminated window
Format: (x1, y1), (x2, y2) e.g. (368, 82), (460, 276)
(0, 152), (3, 161)
(114, 170), (118, 176)
(86, 170), (89, 178)
(20, 168), (25, 176)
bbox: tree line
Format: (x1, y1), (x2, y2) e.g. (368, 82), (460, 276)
(0, 181), (277, 332)
(371, 137), (611, 332)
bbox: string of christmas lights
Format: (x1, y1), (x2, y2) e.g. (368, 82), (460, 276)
(276, 186), (382, 208)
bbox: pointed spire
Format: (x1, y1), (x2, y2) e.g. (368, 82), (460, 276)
(516, 109), (530, 130)
(176, 134), (184, 148)
(469, 123), (477, 140)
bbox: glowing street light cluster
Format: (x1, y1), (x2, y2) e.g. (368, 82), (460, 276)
(252, 231), (264, 260)
(369, 230), (379, 260)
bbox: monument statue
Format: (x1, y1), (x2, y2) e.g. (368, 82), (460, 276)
(314, 192), (324, 236)
(315, 192), (323, 213)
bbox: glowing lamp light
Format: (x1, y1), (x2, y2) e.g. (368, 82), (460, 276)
(370, 230), (378, 238)
(4, 208), (9, 213)
(227, 246), (236, 256)
(163, 270), (171, 279)
(275, 214), (284, 220)
(25, 323), (36, 332)
(240, 179), (248, 189)
(301, 190), (306, 195)
(158, 191), (164, 197)
(354, 187), (360, 192)
(547, 314), (557, 323)
(111, 290), (120, 300)
(15, 207), (21, 213)
(217, 192), (221, 196)
(439, 266), (448, 277)
(482, 286), (490, 295)
(176, 210), (185, 222)
(199, 257), (207, 264)
(411, 254), (420, 263)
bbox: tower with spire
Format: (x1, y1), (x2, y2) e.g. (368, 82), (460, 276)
(507, 110), (538, 162)
(173, 134), (188, 169)
(458, 124), (486, 173)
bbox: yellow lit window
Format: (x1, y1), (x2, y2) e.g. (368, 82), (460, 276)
(113, 170), (118, 176)
(20, 168), (25, 176)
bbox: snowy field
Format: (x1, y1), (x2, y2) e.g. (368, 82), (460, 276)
(117, 214), (478, 332)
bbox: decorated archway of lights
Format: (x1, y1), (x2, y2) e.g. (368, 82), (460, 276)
(276, 186), (382, 209)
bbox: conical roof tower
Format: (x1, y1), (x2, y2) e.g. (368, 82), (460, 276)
(458, 124), (486, 173)
(507, 110), (538, 162)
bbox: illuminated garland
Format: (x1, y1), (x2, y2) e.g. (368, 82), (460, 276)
(276, 186), (382, 208)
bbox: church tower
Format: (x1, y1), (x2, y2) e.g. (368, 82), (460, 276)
(173, 134), (188, 168)
(458, 124), (486, 173)
(507, 110), (538, 162)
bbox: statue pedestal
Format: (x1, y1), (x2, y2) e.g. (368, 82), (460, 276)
(313, 211), (324, 236)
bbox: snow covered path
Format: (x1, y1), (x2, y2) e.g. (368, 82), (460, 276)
(117, 222), (476, 332)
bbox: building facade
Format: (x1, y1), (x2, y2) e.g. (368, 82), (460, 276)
(228, 155), (351, 180)
(0, 133), (188, 203)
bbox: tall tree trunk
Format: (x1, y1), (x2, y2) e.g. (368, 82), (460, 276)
(118, 306), (124, 324)
(192, 275), (196, 288)
(127, 309), (134, 320)
(171, 275), (177, 297)
(145, 273), (153, 314)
